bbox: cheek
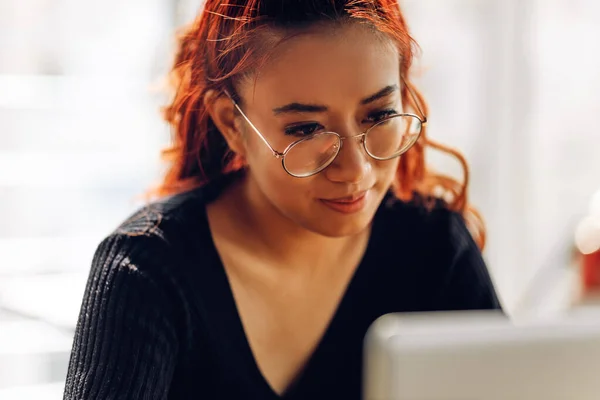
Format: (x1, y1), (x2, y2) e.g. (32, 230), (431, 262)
(243, 135), (313, 199)
(241, 129), (275, 167)
(256, 166), (318, 221)
(374, 157), (400, 185)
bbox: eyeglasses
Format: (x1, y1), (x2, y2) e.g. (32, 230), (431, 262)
(224, 84), (427, 178)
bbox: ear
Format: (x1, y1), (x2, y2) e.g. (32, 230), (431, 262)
(203, 89), (247, 158)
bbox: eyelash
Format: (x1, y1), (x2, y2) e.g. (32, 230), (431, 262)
(365, 108), (399, 123)
(284, 123), (323, 137)
(283, 109), (400, 137)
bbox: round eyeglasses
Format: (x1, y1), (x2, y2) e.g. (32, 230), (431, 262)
(224, 86), (427, 178)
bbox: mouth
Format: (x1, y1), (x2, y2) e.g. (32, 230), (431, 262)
(320, 190), (369, 214)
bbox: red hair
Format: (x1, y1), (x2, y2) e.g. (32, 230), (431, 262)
(154, 0), (485, 248)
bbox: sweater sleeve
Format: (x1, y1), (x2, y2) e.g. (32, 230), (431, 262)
(63, 234), (179, 400)
(437, 212), (503, 311)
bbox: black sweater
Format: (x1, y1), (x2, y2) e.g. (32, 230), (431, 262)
(63, 181), (502, 400)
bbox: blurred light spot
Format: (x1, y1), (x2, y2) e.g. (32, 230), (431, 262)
(575, 215), (600, 255)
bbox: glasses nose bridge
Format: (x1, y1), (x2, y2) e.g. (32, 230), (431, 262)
(335, 130), (369, 162)
(339, 131), (367, 145)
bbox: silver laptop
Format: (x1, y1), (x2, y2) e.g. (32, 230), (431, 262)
(364, 309), (600, 400)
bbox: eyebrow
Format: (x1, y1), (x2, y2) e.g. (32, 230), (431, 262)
(272, 102), (328, 115)
(271, 84), (399, 116)
(360, 84), (399, 105)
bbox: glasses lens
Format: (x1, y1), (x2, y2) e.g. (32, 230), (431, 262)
(364, 115), (422, 160)
(283, 133), (340, 177)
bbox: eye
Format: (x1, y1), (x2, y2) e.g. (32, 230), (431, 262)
(284, 122), (325, 137)
(364, 109), (399, 124)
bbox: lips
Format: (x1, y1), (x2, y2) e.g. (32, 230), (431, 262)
(324, 191), (367, 202)
(320, 191), (369, 214)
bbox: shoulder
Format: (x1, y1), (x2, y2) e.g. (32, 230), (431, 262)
(90, 187), (211, 295)
(114, 187), (207, 242)
(86, 190), (209, 333)
(377, 191), (468, 247)
(376, 192), (502, 310)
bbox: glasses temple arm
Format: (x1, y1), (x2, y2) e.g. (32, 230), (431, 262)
(403, 80), (428, 125)
(222, 90), (283, 157)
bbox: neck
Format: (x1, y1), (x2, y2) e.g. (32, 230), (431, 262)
(216, 174), (371, 273)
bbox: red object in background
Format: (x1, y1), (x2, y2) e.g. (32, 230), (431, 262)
(582, 250), (600, 294)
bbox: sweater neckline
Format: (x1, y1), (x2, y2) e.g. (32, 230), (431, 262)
(195, 185), (383, 399)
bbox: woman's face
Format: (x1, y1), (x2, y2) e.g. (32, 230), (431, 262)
(234, 23), (402, 237)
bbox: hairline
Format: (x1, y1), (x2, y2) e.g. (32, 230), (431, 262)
(231, 19), (400, 105)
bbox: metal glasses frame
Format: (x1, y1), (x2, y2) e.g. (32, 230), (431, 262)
(224, 82), (427, 178)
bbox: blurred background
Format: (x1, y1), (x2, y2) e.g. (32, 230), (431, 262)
(0, 0), (599, 397)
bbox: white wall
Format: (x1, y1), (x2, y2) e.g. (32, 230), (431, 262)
(403, 0), (600, 311)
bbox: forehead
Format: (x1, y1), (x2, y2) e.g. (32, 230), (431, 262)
(240, 23), (400, 108)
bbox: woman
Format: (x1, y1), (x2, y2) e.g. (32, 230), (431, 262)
(64, 0), (502, 399)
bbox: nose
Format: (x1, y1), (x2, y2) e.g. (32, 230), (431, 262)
(323, 131), (371, 184)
